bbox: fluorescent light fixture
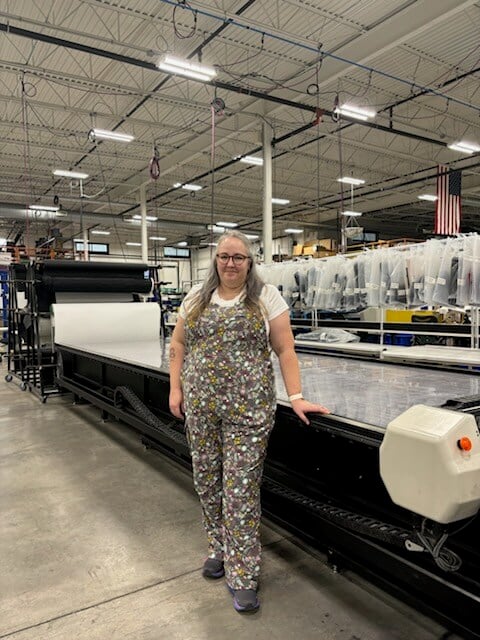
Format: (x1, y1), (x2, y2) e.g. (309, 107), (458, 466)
(126, 242), (141, 246)
(158, 55), (217, 82)
(285, 228), (303, 233)
(28, 204), (59, 212)
(0, 238), (7, 246)
(216, 221), (238, 228)
(337, 177), (365, 186)
(206, 242), (218, 246)
(91, 230), (111, 235)
(272, 198), (290, 205)
(173, 182), (202, 191)
(90, 128), (134, 143)
(207, 224), (228, 234)
(177, 241), (188, 247)
(418, 194), (437, 202)
(53, 169), (89, 179)
(133, 214), (158, 221)
(335, 104), (376, 121)
(239, 155), (263, 166)
(245, 234), (259, 240)
(341, 210), (362, 217)
(149, 236), (167, 241)
(447, 141), (480, 154)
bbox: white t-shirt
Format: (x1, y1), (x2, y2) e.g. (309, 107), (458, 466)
(179, 283), (288, 334)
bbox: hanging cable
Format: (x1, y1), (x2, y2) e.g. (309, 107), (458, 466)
(415, 520), (462, 573)
(216, 32), (265, 68)
(172, 1), (198, 39)
(112, 219), (127, 262)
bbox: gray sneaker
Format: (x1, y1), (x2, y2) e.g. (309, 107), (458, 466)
(202, 558), (224, 579)
(228, 586), (260, 613)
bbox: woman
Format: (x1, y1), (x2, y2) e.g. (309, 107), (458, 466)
(169, 230), (330, 613)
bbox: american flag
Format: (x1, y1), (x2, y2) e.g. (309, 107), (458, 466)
(434, 165), (462, 235)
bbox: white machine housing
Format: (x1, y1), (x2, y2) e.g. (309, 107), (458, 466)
(380, 404), (480, 524)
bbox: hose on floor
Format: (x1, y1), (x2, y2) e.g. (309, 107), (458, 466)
(114, 385), (187, 447)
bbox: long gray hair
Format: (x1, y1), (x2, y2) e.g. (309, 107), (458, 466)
(186, 230), (265, 322)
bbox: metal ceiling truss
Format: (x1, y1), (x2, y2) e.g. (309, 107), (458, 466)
(0, 1), (478, 246)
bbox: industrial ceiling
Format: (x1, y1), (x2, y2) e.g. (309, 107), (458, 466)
(0, 0), (479, 253)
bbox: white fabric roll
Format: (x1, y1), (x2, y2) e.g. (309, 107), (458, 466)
(52, 302), (160, 346)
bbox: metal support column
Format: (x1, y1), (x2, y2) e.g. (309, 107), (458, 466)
(262, 121), (273, 264)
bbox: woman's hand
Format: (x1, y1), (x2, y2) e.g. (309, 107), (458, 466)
(169, 388), (185, 420)
(290, 398), (331, 425)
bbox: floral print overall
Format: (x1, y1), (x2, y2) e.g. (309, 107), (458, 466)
(183, 300), (276, 590)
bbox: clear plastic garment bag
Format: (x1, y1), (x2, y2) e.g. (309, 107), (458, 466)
(406, 246), (425, 308)
(423, 240), (445, 306)
(386, 249), (408, 308)
(457, 235), (473, 308)
(432, 238), (458, 306)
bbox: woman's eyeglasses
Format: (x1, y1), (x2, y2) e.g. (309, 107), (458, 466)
(216, 253), (250, 265)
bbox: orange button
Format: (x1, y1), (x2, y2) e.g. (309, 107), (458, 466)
(457, 437), (472, 452)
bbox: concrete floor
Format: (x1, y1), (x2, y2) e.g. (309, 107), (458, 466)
(0, 364), (464, 640)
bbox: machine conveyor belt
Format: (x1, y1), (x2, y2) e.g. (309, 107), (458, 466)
(56, 339), (480, 431)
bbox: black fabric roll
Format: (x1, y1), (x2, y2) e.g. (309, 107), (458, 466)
(41, 276), (152, 294)
(34, 261), (152, 309)
(40, 260), (148, 275)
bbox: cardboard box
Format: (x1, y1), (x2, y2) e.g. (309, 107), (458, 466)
(317, 238), (337, 251)
(292, 244), (303, 256)
(302, 246), (315, 256)
(301, 238), (337, 254)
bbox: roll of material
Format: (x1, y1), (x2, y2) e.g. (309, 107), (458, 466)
(40, 260), (149, 275)
(52, 302), (161, 345)
(35, 261), (152, 310)
(41, 276), (151, 293)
